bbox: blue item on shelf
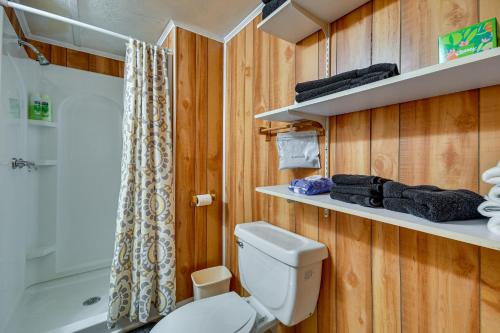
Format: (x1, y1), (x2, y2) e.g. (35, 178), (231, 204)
(289, 176), (334, 195)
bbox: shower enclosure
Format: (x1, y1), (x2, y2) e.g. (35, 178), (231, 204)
(0, 12), (131, 333)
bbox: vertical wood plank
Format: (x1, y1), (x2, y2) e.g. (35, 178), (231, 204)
(372, 0), (401, 67)
(268, 36), (296, 234)
(400, 230), (480, 333)
(89, 55), (120, 77)
(480, 248), (500, 332)
(371, 106), (401, 333)
(66, 49), (90, 71)
(401, 0), (477, 72)
(243, 24), (254, 224)
(336, 2), (372, 73)
(230, 31), (246, 293)
(400, 92), (479, 190)
(206, 39), (223, 267)
(194, 35), (208, 272)
(175, 28), (197, 300)
(50, 45), (67, 66)
(252, 16), (270, 222)
(335, 111), (372, 333)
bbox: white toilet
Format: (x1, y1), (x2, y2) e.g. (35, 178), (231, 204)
(151, 221), (328, 333)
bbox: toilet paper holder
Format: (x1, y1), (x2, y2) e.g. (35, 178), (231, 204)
(191, 194), (216, 207)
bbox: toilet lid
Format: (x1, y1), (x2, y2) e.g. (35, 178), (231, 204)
(152, 292), (256, 333)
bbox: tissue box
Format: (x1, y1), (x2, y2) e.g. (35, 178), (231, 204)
(438, 18), (498, 63)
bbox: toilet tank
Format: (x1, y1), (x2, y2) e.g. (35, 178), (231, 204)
(235, 221), (328, 326)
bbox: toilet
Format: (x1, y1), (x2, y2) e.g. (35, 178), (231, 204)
(151, 221), (328, 333)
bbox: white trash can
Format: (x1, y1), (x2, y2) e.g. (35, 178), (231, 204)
(191, 266), (232, 301)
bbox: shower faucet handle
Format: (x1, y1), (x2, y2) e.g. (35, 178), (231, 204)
(11, 158), (37, 171)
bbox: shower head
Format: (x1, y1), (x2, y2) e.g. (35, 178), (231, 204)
(18, 39), (50, 66)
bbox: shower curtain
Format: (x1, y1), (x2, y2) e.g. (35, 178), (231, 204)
(108, 39), (175, 326)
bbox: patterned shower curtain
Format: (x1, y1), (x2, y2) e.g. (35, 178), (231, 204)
(108, 39), (175, 327)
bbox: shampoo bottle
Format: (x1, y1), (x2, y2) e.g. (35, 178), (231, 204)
(29, 93), (42, 120)
(41, 94), (52, 122)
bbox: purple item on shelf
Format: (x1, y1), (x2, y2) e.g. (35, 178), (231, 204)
(289, 176), (334, 195)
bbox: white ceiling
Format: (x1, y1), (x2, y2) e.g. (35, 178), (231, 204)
(15, 0), (260, 59)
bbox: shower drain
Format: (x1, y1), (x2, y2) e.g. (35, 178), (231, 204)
(82, 296), (101, 306)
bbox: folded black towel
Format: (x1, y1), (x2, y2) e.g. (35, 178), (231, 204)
(332, 174), (390, 186)
(330, 184), (383, 197)
(295, 69), (358, 93)
(330, 192), (383, 208)
(295, 63), (399, 93)
(262, 0), (286, 19)
(295, 71), (394, 103)
(382, 181), (485, 222)
(356, 63), (399, 77)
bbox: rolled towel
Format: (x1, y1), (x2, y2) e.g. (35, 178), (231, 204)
(482, 161), (500, 185)
(487, 185), (500, 204)
(262, 0), (272, 3)
(330, 184), (383, 197)
(262, 0), (286, 19)
(478, 200), (500, 218)
(330, 192), (382, 208)
(487, 216), (500, 236)
(332, 174), (390, 186)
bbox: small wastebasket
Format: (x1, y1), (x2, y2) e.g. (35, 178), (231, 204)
(191, 265), (232, 301)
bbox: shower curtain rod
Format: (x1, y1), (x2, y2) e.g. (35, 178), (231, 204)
(0, 0), (173, 53)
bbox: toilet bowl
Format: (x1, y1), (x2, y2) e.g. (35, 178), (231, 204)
(151, 221), (328, 333)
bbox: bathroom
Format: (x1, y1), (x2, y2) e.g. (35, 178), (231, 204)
(1, 0), (500, 332)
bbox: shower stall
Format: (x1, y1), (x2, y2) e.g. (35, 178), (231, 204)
(0, 11), (136, 333)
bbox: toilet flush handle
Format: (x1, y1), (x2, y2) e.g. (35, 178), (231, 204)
(236, 240), (244, 248)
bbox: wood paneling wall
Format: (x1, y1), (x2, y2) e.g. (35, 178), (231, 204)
(4, 7), (124, 77)
(225, 0), (500, 332)
(165, 28), (224, 302)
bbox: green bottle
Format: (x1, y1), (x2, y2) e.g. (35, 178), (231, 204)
(41, 94), (52, 121)
(29, 93), (42, 120)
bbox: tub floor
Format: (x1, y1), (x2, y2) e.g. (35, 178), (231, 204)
(5, 268), (127, 333)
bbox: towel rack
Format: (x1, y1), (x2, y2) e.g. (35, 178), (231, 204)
(258, 120), (325, 141)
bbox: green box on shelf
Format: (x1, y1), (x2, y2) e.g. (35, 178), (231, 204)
(438, 18), (498, 63)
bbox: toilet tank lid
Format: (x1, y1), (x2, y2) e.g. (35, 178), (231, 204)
(235, 221), (328, 267)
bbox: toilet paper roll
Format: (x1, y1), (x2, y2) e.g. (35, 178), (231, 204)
(194, 194), (213, 207)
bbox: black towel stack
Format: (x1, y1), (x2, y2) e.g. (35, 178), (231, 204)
(382, 181), (485, 222)
(262, 0), (286, 19)
(330, 174), (390, 208)
(295, 63), (399, 103)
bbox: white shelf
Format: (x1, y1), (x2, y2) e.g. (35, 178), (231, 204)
(258, 0), (370, 43)
(256, 48), (500, 122)
(256, 185), (500, 251)
(29, 120), (57, 128)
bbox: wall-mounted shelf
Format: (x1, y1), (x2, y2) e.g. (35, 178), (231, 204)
(255, 48), (500, 121)
(258, 0), (370, 43)
(256, 185), (500, 251)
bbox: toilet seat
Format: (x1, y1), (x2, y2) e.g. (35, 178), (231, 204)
(151, 292), (257, 333)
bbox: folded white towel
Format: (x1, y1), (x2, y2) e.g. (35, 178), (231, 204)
(478, 200), (500, 218)
(482, 161), (500, 185)
(487, 185), (500, 204)
(487, 216), (500, 236)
